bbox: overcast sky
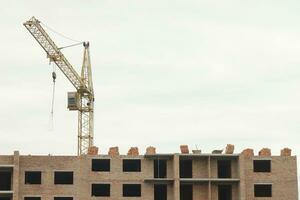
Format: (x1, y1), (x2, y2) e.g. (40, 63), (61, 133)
(0, 0), (299, 186)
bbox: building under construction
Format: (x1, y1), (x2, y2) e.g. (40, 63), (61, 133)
(0, 145), (298, 200)
(4, 17), (296, 200)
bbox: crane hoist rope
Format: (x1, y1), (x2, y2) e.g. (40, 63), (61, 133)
(24, 16), (95, 155)
(50, 62), (56, 121)
(48, 62), (56, 131)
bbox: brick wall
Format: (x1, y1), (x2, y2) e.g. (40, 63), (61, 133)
(0, 151), (297, 200)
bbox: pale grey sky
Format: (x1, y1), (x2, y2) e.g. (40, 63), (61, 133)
(0, 0), (299, 187)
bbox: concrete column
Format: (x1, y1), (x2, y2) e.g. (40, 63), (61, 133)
(208, 156), (211, 200)
(238, 155), (245, 200)
(173, 154), (180, 200)
(78, 155), (89, 200)
(13, 151), (20, 200)
(78, 155), (83, 200)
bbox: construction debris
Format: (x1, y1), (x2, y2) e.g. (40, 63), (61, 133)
(146, 146), (156, 155)
(259, 148), (271, 156)
(225, 144), (234, 154)
(241, 148), (254, 157)
(281, 148), (292, 156)
(180, 145), (189, 154)
(127, 147), (139, 156)
(82, 145), (293, 157)
(192, 150), (201, 154)
(108, 147), (119, 157)
(87, 146), (98, 155)
(212, 149), (223, 154)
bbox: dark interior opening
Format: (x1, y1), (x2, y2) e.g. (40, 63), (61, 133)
(180, 159), (192, 178)
(123, 184), (141, 197)
(92, 159), (110, 172)
(0, 198), (11, 200)
(180, 184), (193, 200)
(123, 159), (141, 172)
(154, 159), (167, 178)
(24, 197), (41, 200)
(218, 160), (231, 178)
(254, 184), (272, 197)
(54, 197), (73, 200)
(218, 185), (232, 200)
(0, 171), (12, 190)
(253, 160), (271, 172)
(0, 193), (12, 200)
(25, 171), (41, 184)
(0, 197), (11, 200)
(154, 184), (167, 200)
(92, 184), (110, 197)
(54, 171), (73, 184)
(0, 194), (12, 200)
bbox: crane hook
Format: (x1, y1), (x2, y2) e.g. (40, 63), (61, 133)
(52, 71), (56, 82)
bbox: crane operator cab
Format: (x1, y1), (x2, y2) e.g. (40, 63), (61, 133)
(68, 92), (79, 110)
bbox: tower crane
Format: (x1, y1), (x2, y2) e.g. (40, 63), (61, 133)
(23, 17), (95, 155)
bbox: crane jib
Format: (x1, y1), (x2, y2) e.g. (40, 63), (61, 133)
(23, 17), (88, 92)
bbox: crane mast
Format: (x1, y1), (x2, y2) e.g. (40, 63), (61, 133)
(23, 17), (94, 155)
(78, 42), (94, 155)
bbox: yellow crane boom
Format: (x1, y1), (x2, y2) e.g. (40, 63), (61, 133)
(23, 16), (95, 155)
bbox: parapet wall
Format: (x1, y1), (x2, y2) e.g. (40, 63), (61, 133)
(87, 144), (293, 157)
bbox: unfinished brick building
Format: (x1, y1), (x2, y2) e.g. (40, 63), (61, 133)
(0, 145), (297, 200)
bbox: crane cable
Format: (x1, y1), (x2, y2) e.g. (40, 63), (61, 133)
(40, 21), (82, 130)
(40, 22), (82, 43)
(51, 64), (56, 116)
(58, 42), (84, 50)
(41, 21), (84, 129)
(40, 21), (84, 50)
(49, 62), (57, 130)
